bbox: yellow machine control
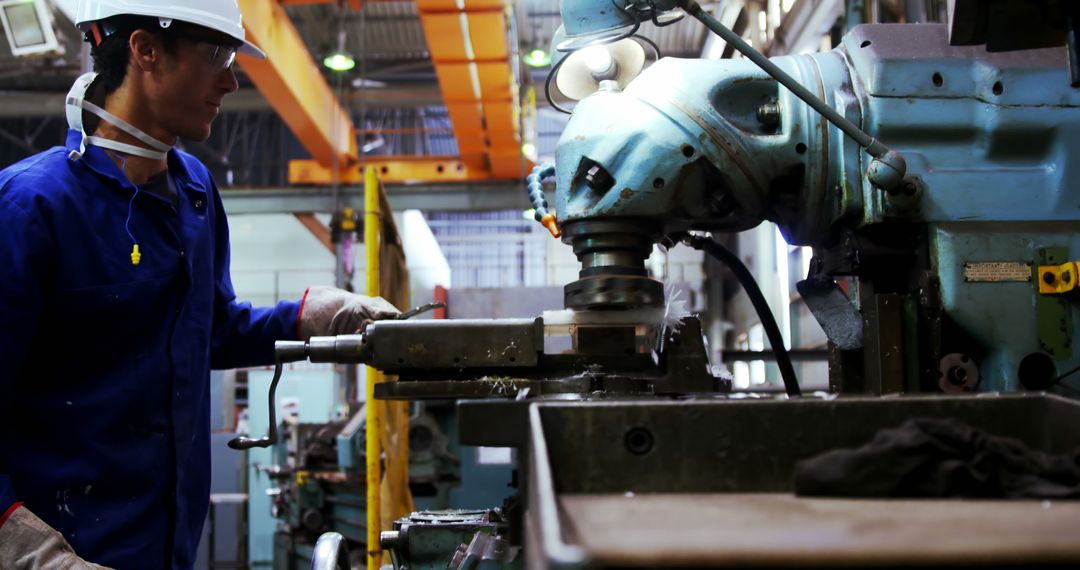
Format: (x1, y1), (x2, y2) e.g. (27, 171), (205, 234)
(1037, 261), (1079, 295)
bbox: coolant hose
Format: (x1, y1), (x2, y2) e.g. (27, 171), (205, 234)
(684, 234), (802, 397)
(527, 163), (560, 237)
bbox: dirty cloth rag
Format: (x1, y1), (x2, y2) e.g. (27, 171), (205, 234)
(793, 417), (1080, 499)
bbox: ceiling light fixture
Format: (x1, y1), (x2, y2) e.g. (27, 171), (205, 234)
(323, 25), (355, 72)
(324, 52), (356, 72)
(523, 48), (551, 68)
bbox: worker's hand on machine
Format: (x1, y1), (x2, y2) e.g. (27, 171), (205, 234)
(299, 285), (401, 339)
(0, 505), (113, 569)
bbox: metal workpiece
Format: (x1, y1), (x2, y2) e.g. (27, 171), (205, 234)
(260, 313), (731, 403)
(374, 316), (731, 401)
(364, 318), (544, 371)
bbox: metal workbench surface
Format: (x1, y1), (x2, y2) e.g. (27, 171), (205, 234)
(558, 492), (1080, 567)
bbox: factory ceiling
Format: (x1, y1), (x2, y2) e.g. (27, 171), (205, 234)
(0, 0), (712, 106)
(0, 0), (713, 185)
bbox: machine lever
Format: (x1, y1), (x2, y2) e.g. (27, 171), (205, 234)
(311, 532), (350, 570)
(396, 301), (446, 320)
(228, 358), (286, 450)
(227, 331), (371, 452)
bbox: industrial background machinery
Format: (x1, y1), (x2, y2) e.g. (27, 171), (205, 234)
(262, 406), (461, 568)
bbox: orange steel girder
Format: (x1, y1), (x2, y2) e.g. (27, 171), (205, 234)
(278, 0), (363, 10)
(289, 156), (490, 185)
(417, 0), (530, 180)
(241, 0), (530, 184)
(238, 0), (359, 170)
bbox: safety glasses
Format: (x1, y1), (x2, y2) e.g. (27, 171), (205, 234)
(192, 41), (238, 70)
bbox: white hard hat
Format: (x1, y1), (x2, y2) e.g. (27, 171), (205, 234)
(74, 0), (265, 59)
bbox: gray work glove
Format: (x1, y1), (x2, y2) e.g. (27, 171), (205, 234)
(299, 286), (401, 339)
(0, 505), (112, 569)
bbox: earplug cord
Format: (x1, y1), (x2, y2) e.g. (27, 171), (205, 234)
(107, 151), (142, 266)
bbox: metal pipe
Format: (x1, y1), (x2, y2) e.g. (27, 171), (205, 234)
(363, 166), (383, 570)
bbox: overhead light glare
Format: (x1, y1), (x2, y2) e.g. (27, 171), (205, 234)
(323, 52), (356, 72)
(352, 77), (387, 88)
(524, 48), (552, 68)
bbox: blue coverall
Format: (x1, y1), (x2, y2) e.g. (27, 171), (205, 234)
(0, 130), (302, 569)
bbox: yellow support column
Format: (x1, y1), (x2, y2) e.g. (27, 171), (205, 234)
(364, 166), (383, 570)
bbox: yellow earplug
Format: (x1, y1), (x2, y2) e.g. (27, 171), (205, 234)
(131, 244), (142, 266)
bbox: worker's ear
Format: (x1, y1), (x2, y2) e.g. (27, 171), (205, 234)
(128, 29), (162, 72)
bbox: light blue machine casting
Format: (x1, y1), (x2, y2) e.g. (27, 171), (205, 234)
(552, 23), (1080, 394)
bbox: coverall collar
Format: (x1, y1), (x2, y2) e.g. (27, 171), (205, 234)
(65, 129), (206, 195)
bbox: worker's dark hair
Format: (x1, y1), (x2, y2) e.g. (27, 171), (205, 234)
(89, 15), (184, 95)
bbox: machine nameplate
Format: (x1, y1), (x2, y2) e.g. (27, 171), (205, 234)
(962, 262), (1032, 283)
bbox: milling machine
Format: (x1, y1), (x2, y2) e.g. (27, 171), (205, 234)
(239, 3), (1080, 567)
(540, 20), (1080, 396)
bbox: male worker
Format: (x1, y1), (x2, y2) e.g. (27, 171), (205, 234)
(0, 1), (396, 568)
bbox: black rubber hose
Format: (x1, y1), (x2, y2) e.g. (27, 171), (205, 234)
(683, 234), (802, 397)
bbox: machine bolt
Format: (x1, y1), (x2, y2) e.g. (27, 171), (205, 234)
(584, 164), (614, 192)
(1043, 272), (1056, 285)
(756, 101), (781, 126)
(1064, 271), (1072, 284)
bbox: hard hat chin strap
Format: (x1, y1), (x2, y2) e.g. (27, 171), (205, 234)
(67, 95), (172, 161)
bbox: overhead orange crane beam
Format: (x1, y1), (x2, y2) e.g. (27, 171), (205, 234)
(279, 0), (362, 9)
(238, 0), (358, 170)
(240, 0), (531, 187)
(290, 156), (491, 184)
(417, 0), (529, 179)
